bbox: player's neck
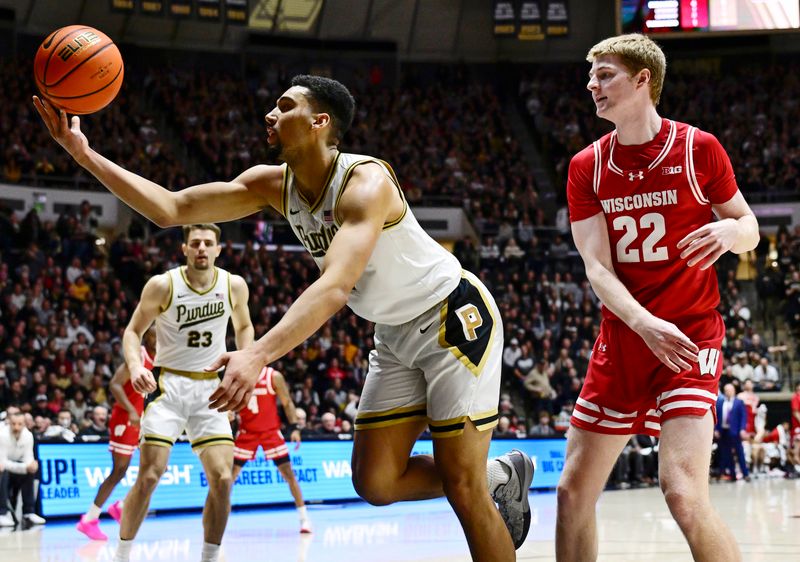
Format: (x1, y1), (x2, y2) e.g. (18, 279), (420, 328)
(613, 106), (662, 146)
(287, 145), (339, 203)
(183, 265), (215, 291)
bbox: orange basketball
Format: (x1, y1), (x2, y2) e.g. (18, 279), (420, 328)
(33, 25), (124, 115)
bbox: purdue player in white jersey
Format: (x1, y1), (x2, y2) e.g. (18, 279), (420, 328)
(112, 224), (253, 562)
(34, 76), (532, 561)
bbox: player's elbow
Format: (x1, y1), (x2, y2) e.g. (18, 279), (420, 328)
(328, 285), (351, 311)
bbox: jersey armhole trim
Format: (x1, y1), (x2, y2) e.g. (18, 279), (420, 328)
(227, 271), (233, 308)
(160, 271), (173, 312)
(685, 127), (710, 205)
(280, 164), (289, 218)
(592, 141), (601, 195)
(265, 368), (276, 395)
(333, 158), (407, 230)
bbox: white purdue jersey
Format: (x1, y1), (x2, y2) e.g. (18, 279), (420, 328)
(154, 267), (233, 371)
(282, 152), (461, 326)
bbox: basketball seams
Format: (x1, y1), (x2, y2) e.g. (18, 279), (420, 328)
(45, 64), (123, 101)
(45, 42), (116, 89)
(41, 26), (93, 94)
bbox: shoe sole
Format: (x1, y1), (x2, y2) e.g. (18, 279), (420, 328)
(508, 449), (534, 549)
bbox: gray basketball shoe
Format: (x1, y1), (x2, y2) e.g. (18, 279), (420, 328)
(491, 449), (535, 549)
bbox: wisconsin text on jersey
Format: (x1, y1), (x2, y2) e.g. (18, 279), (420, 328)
(600, 189), (678, 214)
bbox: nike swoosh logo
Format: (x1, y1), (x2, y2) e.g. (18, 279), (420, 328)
(420, 322), (435, 334)
(176, 294), (189, 299)
(289, 209), (300, 215)
(43, 31), (57, 49)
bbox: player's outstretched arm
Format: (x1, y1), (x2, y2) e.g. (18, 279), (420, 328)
(208, 163), (395, 412)
(32, 96), (282, 226)
(572, 213), (699, 373)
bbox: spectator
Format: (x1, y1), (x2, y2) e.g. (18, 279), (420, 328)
(528, 410), (557, 437)
(79, 405), (109, 439)
(753, 357), (780, 390)
(0, 411), (46, 526)
(493, 415), (517, 438)
(318, 412), (339, 436)
(731, 352), (754, 385)
(502, 338), (522, 377)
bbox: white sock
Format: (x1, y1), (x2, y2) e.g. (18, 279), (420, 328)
(113, 539), (133, 562)
(487, 459), (510, 494)
(85, 503), (102, 521)
(297, 505), (308, 520)
(201, 541), (221, 562)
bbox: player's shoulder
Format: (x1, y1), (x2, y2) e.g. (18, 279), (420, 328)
(143, 271), (172, 295)
(679, 121), (722, 148)
(570, 131), (613, 168)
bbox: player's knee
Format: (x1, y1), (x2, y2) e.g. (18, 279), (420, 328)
(351, 473), (395, 506)
(661, 483), (703, 528)
(207, 467), (234, 491)
(556, 481), (587, 513)
(136, 468), (163, 492)
(441, 475), (485, 514)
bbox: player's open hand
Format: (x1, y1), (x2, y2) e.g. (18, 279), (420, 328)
(130, 365), (157, 394)
(677, 219), (738, 270)
(636, 315), (699, 373)
(32, 95), (90, 165)
(207, 348), (262, 412)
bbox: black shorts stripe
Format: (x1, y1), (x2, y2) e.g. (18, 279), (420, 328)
(144, 367), (162, 409)
(429, 421), (467, 434)
(354, 408), (428, 427)
(192, 436), (235, 448)
(472, 413), (499, 427)
(143, 436), (173, 446)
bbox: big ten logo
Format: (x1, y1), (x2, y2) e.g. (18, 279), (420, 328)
(323, 522), (400, 547)
(41, 458), (78, 486)
(57, 31), (101, 62)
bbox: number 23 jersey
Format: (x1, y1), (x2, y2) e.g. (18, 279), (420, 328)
(567, 119), (739, 322)
(154, 266), (233, 371)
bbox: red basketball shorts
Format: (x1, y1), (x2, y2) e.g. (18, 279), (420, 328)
(572, 312), (724, 437)
(233, 429), (288, 461)
(108, 406), (141, 456)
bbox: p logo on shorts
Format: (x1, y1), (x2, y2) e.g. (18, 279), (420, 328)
(439, 277), (495, 376)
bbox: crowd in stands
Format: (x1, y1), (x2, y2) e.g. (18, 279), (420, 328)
(1, 53), (799, 496)
(520, 58), (800, 201)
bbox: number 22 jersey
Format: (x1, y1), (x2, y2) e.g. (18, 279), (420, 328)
(567, 119), (739, 323)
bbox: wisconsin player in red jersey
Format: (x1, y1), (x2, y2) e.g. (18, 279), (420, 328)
(77, 329), (156, 541)
(558, 34), (759, 562)
(233, 366), (311, 533)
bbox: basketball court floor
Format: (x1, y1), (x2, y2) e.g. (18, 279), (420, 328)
(1, 478), (798, 561)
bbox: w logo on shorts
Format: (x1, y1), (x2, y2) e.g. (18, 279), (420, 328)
(698, 348), (720, 377)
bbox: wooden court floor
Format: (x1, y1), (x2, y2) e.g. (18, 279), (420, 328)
(1, 477), (798, 561)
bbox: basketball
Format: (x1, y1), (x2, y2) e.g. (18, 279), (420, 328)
(33, 25), (123, 115)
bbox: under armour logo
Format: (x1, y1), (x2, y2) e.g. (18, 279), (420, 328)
(628, 171), (644, 181)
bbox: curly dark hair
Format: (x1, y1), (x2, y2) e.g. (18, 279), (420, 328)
(291, 74), (356, 145)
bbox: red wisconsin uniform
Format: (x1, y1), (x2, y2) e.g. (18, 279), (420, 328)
(567, 119), (739, 436)
(739, 391), (759, 434)
(108, 346), (153, 456)
(791, 392), (800, 445)
(234, 367), (290, 463)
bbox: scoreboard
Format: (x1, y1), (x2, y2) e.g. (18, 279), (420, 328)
(619, 0), (800, 35)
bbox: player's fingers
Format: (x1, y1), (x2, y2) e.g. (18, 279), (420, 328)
(686, 241), (719, 267)
(225, 388), (247, 413)
(674, 343), (699, 363)
(699, 248), (726, 270)
(676, 226), (708, 249)
(205, 353), (229, 372)
(208, 380), (229, 407)
(32, 96), (57, 132)
(71, 115), (81, 132)
(670, 352), (693, 372)
(59, 108), (69, 130)
(678, 236), (710, 259)
(658, 354), (682, 373)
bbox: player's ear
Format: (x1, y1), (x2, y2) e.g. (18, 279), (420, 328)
(312, 112), (331, 130)
(636, 68), (650, 89)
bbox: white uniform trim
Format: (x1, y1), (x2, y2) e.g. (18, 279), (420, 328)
(685, 126), (710, 205)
